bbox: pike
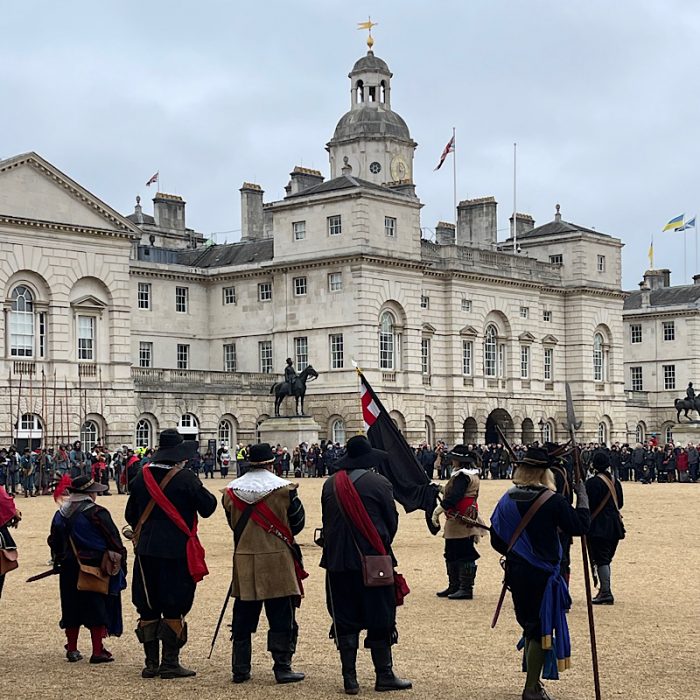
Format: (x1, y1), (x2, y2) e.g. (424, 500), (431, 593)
(566, 382), (602, 700)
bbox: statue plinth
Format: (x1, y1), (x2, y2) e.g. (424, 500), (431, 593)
(258, 416), (322, 448)
(671, 422), (700, 445)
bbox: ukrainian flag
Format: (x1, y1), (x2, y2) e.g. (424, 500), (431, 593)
(663, 213), (684, 232)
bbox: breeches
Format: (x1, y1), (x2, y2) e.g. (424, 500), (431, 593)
(506, 558), (550, 641)
(132, 555), (195, 620)
(232, 596), (297, 640)
(444, 537), (480, 563)
(588, 537), (619, 567)
(326, 570), (397, 646)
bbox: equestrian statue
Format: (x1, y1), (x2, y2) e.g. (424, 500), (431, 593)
(270, 358), (319, 417)
(675, 382), (700, 422)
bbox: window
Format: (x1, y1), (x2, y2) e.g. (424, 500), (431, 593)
(664, 425), (673, 444)
(77, 316), (95, 361)
(328, 272), (343, 292)
(9, 285), (34, 357)
(421, 337), (431, 375)
(176, 344), (190, 370)
(218, 419), (232, 448)
(542, 421), (553, 443)
(549, 254), (563, 265)
(543, 310), (552, 323)
(139, 341), (153, 368)
(420, 295), (429, 309)
(135, 419), (152, 448)
(593, 333), (604, 381)
(631, 366), (643, 391)
(544, 347), (553, 381)
(461, 299), (472, 312)
(327, 215), (342, 236)
(663, 364), (676, 390)
(331, 418), (346, 445)
(519, 306), (529, 319)
(597, 255), (606, 272)
(38, 312), (46, 358)
(259, 340), (273, 373)
(462, 340), (473, 376)
(370, 161), (382, 174)
(663, 321), (675, 341)
(385, 216), (397, 237)
(635, 422), (645, 444)
(223, 286), (237, 305)
(484, 325), (497, 377)
(223, 343), (237, 372)
(498, 343), (506, 378)
(258, 282), (272, 301)
(520, 345), (530, 379)
(80, 421), (99, 449)
(379, 312), (397, 370)
(329, 333), (344, 369)
(293, 220), (306, 241)
(294, 336), (308, 369)
(598, 422), (608, 446)
(138, 282), (151, 310)
(630, 324), (642, 344)
(293, 277), (307, 297)
(175, 286), (188, 313)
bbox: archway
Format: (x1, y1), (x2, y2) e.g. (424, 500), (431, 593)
(521, 418), (535, 445)
(15, 413), (43, 451)
(463, 417), (478, 444)
(485, 409), (513, 445)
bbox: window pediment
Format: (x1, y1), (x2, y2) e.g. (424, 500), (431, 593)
(460, 325), (478, 338)
(542, 334), (559, 345)
(518, 331), (536, 344)
(422, 323), (436, 336)
(70, 295), (107, 317)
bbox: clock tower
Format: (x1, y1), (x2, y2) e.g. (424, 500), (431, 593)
(326, 45), (417, 187)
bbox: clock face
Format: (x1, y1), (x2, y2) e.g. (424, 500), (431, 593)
(390, 155), (409, 181)
(369, 161), (382, 174)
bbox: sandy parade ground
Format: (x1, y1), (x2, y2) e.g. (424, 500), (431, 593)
(1, 477), (698, 700)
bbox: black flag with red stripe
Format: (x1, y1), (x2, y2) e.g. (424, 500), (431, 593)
(359, 370), (440, 534)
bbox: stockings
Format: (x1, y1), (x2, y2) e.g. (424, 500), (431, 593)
(65, 627), (80, 652)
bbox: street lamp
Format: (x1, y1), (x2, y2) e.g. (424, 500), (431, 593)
(538, 418), (545, 444)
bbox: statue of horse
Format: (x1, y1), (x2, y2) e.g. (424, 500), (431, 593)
(270, 365), (319, 417)
(674, 397), (700, 422)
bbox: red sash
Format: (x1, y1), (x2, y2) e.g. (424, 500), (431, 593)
(227, 489), (308, 594)
(450, 495), (478, 517)
(142, 466), (209, 583)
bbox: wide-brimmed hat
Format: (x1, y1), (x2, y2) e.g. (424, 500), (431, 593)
(446, 444), (480, 464)
(336, 435), (387, 469)
(152, 429), (197, 463)
(68, 475), (108, 494)
(518, 446), (550, 469)
(591, 450), (610, 472)
(544, 441), (569, 459)
(248, 443), (275, 466)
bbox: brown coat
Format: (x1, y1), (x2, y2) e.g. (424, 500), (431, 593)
(222, 485), (300, 601)
(443, 471), (485, 540)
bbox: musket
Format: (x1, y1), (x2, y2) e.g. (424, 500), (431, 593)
(565, 382), (602, 700)
(27, 568), (58, 583)
(208, 582), (233, 659)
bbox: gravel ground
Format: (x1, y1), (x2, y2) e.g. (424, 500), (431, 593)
(1, 478), (698, 700)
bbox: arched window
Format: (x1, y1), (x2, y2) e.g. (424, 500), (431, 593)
(331, 418), (346, 445)
(218, 419), (232, 448)
(379, 311), (396, 370)
(598, 421), (608, 446)
(16, 413), (43, 450)
(542, 420), (553, 444)
(379, 80), (386, 103)
(135, 419), (152, 448)
(10, 285), (35, 357)
(593, 333), (605, 381)
(484, 324), (498, 377)
(635, 422), (646, 444)
(80, 420), (99, 449)
(355, 80), (364, 103)
(178, 414), (199, 437)
(664, 424), (673, 444)
(425, 415), (436, 446)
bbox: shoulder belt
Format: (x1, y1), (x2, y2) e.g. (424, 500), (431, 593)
(590, 474), (621, 521)
(507, 489), (554, 552)
(132, 467), (181, 547)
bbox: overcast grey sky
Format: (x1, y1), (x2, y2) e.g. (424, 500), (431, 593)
(2, 1), (699, 289)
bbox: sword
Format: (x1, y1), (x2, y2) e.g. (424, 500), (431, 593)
(208, 581), (233, 659)
(26, 568), (58, 583)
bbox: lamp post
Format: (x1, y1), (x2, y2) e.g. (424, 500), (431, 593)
(538, 418), (545, 445)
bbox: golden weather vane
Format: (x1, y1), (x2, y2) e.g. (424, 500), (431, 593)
(357, 17), (378, 51)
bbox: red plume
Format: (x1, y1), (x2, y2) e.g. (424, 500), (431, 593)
(53, 474), (72, 503)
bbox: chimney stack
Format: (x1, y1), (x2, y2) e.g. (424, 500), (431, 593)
(456, 196), (497, 248)
(153, 193), (186, 231)
(435, 221), (455, 245)
(643, 268), (671, 290)
(285, 166), (324, 196)
(509, 212), (535, 238)
(240, 182), (264, 241)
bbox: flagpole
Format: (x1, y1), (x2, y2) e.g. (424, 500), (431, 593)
(684, 229), (687, 283)
(452, 127), (457, 226)
(512, 142), (517, 253)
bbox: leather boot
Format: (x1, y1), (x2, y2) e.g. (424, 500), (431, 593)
(448, 562), (474, 599)
(522, 680), (555, 699)
(371, 646), (412, 692)
(268, 631), (304, 684)
(337, 634), (360, 695)
(135, 619), (160, 678)
(232, 638), (252, 683)
(158, 619), (196, 679)
(436, 561), (459, 597)
(592, 564), (614, 605)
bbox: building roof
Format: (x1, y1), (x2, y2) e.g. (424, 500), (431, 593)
(351, 51), (391, 75)
(624, 284), (700, 310)
(331, 106), (411, 143)
(177, 238), (274, 268)
(126, 211), (156, 225)
(284, 173), (405, 199)
(519, 218), (611, 240)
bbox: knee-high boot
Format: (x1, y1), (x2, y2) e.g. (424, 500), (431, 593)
(337, 634), (360, 695)
(158, 619), (196, 679)
(135, 619), (160, 678)
(371, 645), (412, 692)
(592, 564), (614, 605)
(232, 637), (252, 683)
(436, 561), (459, 597)
(448, 561), (475, 599)
(268, 631), (304, 683)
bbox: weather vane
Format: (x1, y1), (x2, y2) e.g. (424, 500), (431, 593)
(357, 17), (378, 51)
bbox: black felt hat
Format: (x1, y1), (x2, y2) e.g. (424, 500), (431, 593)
(336, 435), (387, 469)
(518, 446), (550, 469)
(446, 444), (479, 464)
(152, 429), (197, 463)
(68, 475), (108, 494)
(591, 450), (610, 472)
(248, 443), (275, 466)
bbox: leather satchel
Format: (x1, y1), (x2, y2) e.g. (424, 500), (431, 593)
(0, 531), (18, 575)
(360, 553), (394, 587)
(101, 550), (122, 577)
(70, 537), (109, 595)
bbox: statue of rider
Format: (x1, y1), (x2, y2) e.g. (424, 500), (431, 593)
(284, 358), (298, 395)
(687, 382), (695, 401)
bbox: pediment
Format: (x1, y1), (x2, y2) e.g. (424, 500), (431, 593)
(542, 334), (559, 345)
(422, 323), (436, 335)
(0, 152), (139, 236)
(460, 325), (478, 337)
(70, 294), (108, 310)
(518, 331), (536, 343)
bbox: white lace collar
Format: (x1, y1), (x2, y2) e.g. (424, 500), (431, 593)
(226, 468), (290, 504)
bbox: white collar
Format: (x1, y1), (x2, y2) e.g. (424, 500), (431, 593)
(226, 468), (290, 504)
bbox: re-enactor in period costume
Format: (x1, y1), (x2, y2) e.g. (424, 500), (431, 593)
(221, 443), (307, 685)
(586, 451), (625, 605)
(431, 445), (487, 600)
(490, 447), (590, 700)
(321, 435), (411, 695)
(125, 429), (217, 679)
(545, 442), (575, 585)
(48, 476), (127, 663)
(0, 486), (21, 599)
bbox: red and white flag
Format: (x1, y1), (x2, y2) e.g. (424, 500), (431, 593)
(145, 171), (159, 187)
(434, 135), (455, 171)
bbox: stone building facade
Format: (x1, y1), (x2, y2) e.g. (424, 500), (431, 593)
(0, 45), (629, 451)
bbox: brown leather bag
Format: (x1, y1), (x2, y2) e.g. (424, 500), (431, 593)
(360, 554), (394, 587)
(0, 531), (18, 575)
(101, 550), (122, 577)
(70, 537), (109, 595)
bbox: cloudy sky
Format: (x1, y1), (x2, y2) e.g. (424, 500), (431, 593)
(2, 1), (699, 289)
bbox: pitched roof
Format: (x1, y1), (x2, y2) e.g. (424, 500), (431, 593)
(285, 173), (405, 199)
(624, 284), (700, 310)
(176, 238), (274, 268)
(519, 218), (611, 239)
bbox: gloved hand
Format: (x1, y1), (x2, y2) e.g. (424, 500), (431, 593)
(431, 504), (444, 528)
(574, 480), (589, 510)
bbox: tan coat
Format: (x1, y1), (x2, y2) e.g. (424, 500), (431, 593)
(443, 472), (486, 541)
(222, 484), (300, 601)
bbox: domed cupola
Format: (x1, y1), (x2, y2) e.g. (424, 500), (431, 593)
(326, 35), (417, 186)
